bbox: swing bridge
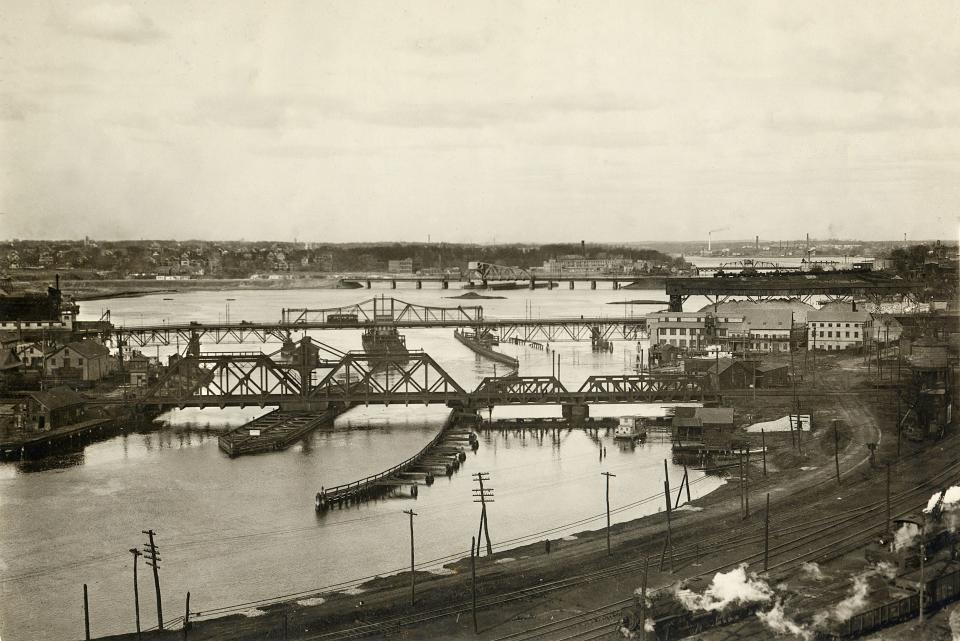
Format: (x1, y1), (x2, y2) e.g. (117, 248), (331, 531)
(128, 338), (714, 411)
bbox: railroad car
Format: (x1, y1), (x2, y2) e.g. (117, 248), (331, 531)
(818, 563), (960, 640)
(619, 577), (764, 640)
(326, 313), (359, 324)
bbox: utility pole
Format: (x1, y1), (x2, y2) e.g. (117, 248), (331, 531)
(129, 548), (142, 640)
(832, 420), (841, 485)
(403, 509), (417, 606)
(472, 473), (494, 556)
(763, 494), (770, 571)
(471, 536), (478, 634)
(661, 459), (674, 572)
(886, 464), (891, 538)
(83, 583), (90, 641)
(744, 446), (750, 518)
(601, 471), (616, 555)
(761, 429), (767, 477)
(920, 515), (926, 624)
(142, 529), (163, 630)
(183, 592), (190, 640)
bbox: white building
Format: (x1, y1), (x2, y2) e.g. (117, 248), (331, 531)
(807, 307), (871, 351)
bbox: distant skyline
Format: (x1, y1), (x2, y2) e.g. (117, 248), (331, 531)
(2, 1), (959, 242)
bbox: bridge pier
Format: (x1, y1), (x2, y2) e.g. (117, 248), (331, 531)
(669, 294), (684, 312)
(562, 404), (589, 421)
(530, 279), (536, 290)
(613, 281), (619, 290)
(548, 280), (553, 290)
(590, 281), (597, 290)
(366, 280), (372, 289)
(442, 280), (449, 289)
(569, 281), (575, 290)
(391, 280), (397, 289)
(416, 280), (422, 289)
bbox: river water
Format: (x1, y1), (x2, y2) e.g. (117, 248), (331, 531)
(0, 286), (724, 640)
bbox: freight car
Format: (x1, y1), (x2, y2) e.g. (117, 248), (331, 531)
(327, 313), (359, 324)
(619, 577), (765, 640)
(817, 562), (960, 640)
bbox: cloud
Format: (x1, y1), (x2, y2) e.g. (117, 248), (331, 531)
(52, 3), (162, 43)
(402, 32), (491, 56)
(0, 94), (36, 121)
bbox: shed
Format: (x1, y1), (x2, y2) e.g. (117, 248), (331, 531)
(672, 406), (735, 448)
(755, 363), (789, 387)
(25, 386), (86, 431)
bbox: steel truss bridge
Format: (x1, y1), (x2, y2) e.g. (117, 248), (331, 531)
(85, 297), (647, 347)
(136, 348), (712, 409)
(664, 272), (925, 311)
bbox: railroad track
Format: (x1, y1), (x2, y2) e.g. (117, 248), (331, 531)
(304, 454), (960, 641)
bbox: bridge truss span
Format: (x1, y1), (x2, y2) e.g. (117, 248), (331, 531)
(282, 296), (483, 325)
(309, 352), (466, 406)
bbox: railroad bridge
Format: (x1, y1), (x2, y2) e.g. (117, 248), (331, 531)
(664, 272), (925, 311)
(134, 339), (712, 413)
(82, 297), (648, 348)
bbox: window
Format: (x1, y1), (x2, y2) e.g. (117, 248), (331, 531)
(819, 331), (824, 338)
(854, 332), (859, 338)
(78, 358), (84, 366)
(845, 332), (850, 338)
(679, 339), (687, 347)
(828, 331), (833, 338)
(669, 328), (677, 336)
(828, 323), (833, 327)
(679, 328), (687, 335)
(846, 323), (850, 328)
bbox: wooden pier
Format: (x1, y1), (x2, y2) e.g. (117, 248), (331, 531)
(453, 329), (519, 369)
(315, 412), (477, 511)
(218, 408), (338, 457)
(0, 418), (115, 460)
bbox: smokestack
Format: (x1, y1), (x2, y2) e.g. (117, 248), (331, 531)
(581, 239), (585, 256)
(708, 231), (712, 252)
(756, 236), (759, 251)
(55, 274), (59, 291)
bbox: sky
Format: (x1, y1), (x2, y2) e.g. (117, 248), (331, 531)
(1, 1), (959, 243)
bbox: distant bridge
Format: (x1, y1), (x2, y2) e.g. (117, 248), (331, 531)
(134, 346), (712, 410)
(665, 272), (925, 311)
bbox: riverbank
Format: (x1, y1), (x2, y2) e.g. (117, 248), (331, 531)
(94, 371), (896, 640)
(59, 277), (346, 300)
(97, 382), (892, 641)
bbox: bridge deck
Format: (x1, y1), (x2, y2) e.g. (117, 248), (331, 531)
(217, 409), (337, 457)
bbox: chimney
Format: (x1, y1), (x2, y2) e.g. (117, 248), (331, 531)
(581, 239), (585, 256)
(755, 236), (759, 251)
(55, 274), (60, 291)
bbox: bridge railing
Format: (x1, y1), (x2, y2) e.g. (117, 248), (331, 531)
(319, 411), (460, 499)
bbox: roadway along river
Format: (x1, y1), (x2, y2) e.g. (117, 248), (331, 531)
(0, 286), (722, 641)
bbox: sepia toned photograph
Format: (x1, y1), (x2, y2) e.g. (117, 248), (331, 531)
(1, 2), (958, 640)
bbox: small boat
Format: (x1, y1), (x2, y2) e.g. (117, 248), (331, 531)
(615, 417), (646, 441)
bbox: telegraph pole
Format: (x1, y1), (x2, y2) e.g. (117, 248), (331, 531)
(832, 420), (841, 485)
(83, 583), (90, 641)
(129, 548), (142, 640)
(403, 509), (417, 606)
(472, 473), (494, 556)
(141, 529), (163, 630)
(764, 493), (770, 571)
(470, 536), (478, 634)
(601, 471), (616, 555)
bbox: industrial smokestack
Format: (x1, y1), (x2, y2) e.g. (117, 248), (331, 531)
(581, 239), (585, 256)
(708, 231), (712, 252)
(756, 236), (759, 251)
